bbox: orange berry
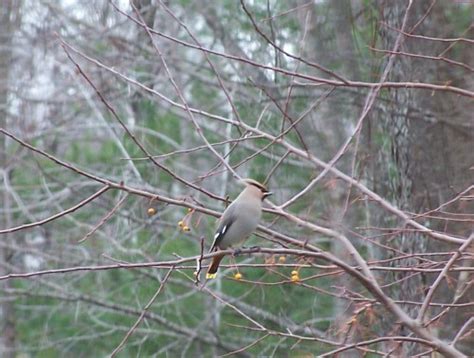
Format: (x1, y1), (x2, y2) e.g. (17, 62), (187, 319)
(291, 270), (298, 276)
(278, 256), (286, 263)
(178, 220), (184, 227)
(147, 207), (156, 216)
(234, 272), (242, 280)
(291, 274), (300, 282)
(182, 226), (190, 232)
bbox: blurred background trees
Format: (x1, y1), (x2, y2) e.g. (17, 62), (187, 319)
(0, 0), (472, 356)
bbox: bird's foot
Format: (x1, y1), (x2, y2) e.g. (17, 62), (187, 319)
(234, 246), (260, 255)
(232, 248), (243, 256)
(233, 246), (261, 256)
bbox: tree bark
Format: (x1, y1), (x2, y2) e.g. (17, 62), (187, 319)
(371, 1), (473, 355)
(0, 1), (19, 357)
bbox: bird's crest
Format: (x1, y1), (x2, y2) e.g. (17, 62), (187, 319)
(241, 178), (269, 193)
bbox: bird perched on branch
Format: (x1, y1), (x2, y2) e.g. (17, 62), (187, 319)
(206, 178), (272, 279)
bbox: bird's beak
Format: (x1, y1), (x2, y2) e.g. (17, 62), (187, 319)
(263, 192), (273, 199)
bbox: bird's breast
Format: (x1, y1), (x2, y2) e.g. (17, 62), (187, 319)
(219, 201), (262, 249)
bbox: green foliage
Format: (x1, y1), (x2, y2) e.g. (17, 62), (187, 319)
(5, 0), (471, 356)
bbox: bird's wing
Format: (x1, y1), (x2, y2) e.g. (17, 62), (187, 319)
(209, 203), (236, 252)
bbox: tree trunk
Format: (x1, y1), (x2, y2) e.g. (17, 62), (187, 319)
(0, 1), (19, 357)
(371, 1), (473, 355)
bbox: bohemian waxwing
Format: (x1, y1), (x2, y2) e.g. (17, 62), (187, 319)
(206, 178), (272, 279)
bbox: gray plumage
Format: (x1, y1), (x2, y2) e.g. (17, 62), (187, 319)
(207, 179), (272, 278)
(210, 186), (263, 250)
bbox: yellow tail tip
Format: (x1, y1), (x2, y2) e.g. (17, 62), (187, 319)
(206, 273), (217, 279)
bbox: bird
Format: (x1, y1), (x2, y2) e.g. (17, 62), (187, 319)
(206, 178), (272, 279)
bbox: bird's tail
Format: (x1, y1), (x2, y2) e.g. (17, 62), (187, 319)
(206, 253), (225, 279)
